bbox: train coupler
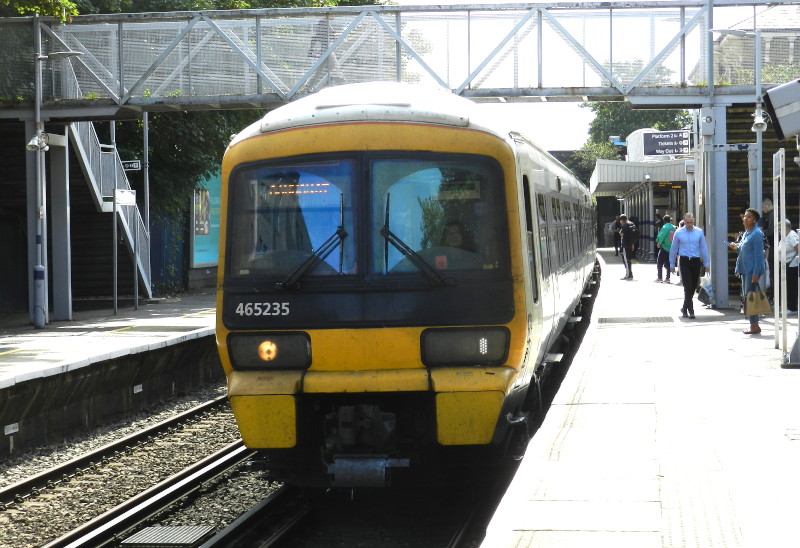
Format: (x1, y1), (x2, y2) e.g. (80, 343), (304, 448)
(327, 456), (410, 487)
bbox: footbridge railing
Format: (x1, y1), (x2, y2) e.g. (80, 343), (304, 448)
(2, 1), (798, 116)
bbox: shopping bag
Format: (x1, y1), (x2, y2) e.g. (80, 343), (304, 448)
(697, 274), (714, 305)
(744, 284), (772, 316)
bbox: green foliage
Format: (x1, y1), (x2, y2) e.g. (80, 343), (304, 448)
(583, 102), (691, 145)
(109, 109), (262, 218)
(562, 141), (619, 184)
(0, 0), (78, 19)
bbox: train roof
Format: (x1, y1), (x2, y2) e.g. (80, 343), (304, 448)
(227, 82), (587, 194)
(229, 82), (509, 146)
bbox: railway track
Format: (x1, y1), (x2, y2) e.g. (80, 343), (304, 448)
(42, 441), (254, 548)
(0, 396), (247, 547)
(0, 396), (228, 512)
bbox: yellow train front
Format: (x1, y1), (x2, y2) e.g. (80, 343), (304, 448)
(216, 83), (595, 488)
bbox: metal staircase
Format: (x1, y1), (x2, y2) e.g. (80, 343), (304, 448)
(64, 68), (152, 298)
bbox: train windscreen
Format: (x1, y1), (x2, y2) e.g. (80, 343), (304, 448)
(370, 156), (507, 277)
(227, 159), (357, 279)
(226, 154), (508, 282)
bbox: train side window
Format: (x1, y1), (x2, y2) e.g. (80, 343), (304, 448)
(536, 193), (550, 277)
(522, 176), (538, 303)
(537, 194), (547, 221)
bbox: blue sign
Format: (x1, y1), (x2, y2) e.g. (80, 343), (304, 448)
(191, 171), (221, 267)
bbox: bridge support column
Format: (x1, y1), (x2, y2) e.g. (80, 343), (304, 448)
(50, 126), (72, 321)
(704, 105), (730, 309)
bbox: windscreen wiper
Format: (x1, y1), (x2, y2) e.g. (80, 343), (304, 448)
(381, 194), (447, 286)
(278, 194), (347, 289)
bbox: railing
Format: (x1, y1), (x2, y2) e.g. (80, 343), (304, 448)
(63, 64), (152, 297)
(2, 1), (798, 112)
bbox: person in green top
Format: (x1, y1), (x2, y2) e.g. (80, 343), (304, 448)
(655, 214), (676, 283)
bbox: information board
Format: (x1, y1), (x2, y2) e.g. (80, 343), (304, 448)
(642, 130), (690, 156)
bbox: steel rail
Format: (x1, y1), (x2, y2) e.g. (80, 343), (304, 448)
(41, 440), (254, 548)
(0, 395), (227, 511)
(199, 485), (312, 547)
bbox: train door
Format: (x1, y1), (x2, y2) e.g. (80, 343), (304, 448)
(522, 176), (538, 306)
(535, 192), (557, 345)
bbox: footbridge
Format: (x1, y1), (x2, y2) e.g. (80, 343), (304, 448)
(0, 0), (797, 323)
(1, 0), (787, 115)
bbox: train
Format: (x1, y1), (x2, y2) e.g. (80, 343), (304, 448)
(215, 82), (597, 488)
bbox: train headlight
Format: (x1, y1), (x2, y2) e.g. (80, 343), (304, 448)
(228, 332), (311, 370)
(421, 327), (510, 367)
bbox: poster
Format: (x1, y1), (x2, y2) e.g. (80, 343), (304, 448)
(191, 171), (221, 268)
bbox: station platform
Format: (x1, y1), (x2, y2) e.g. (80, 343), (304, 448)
(0, 291), (217, 389)
(482, 249), (800, 548)
(0, 291), (220, 456)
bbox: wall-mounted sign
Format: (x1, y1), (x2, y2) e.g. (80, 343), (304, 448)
(114, 188), (136, 206)
(643, 131), (690, 156)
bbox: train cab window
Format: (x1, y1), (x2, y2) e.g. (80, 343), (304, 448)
(370, 156), (508, 276)
(226, 159), (357, 279)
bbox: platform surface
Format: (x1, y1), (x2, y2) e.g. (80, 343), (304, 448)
(482, 249), (800, 548)
(0, 292), (216, 389)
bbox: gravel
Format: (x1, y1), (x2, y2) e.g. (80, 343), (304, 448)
(0, 383), (227, 490)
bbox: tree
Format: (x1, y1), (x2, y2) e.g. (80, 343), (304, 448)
(584, 102), (692, 145)
(0, 0), (77, 19)
(564, 141), (619, 184)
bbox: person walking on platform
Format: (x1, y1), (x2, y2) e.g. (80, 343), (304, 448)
(669, 213), (709, 318)
(613, 215), (622, 256)
(619, 214), (635, 280)
(655, 214), (675, 283)
(727, 208), (766, 334)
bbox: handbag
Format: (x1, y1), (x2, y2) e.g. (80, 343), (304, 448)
(744, 283), (772, 316)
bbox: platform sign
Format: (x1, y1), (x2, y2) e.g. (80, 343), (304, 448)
(122, 159), (141, 171)
(643, 130), (690, 156)
(114, 189), (136, 206)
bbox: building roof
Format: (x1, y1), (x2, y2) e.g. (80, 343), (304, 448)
(590, 158), (688, 197)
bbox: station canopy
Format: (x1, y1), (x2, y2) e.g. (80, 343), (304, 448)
(590, 158), (689, 197)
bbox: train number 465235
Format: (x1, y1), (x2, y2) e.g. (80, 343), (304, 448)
(234, 302), (290, 316)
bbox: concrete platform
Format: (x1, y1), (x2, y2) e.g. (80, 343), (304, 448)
(482, 249), (800, 548)
(0, 291), (220, 457)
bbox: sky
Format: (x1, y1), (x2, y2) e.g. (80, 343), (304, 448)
(477, 102), (594, 151)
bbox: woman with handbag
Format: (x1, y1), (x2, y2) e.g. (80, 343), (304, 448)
(727, 208), (767, 335)
(782, 219), (799, 314)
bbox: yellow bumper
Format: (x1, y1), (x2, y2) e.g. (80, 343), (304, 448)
(226, 367), (516, 448)
(229, 395), (296, 448)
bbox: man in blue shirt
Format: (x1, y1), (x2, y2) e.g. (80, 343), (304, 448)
(669, 213), (710, 318)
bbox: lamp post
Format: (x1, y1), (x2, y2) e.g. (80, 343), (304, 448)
(27, 34), (82, 327)
(710, 27), (765, 208)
